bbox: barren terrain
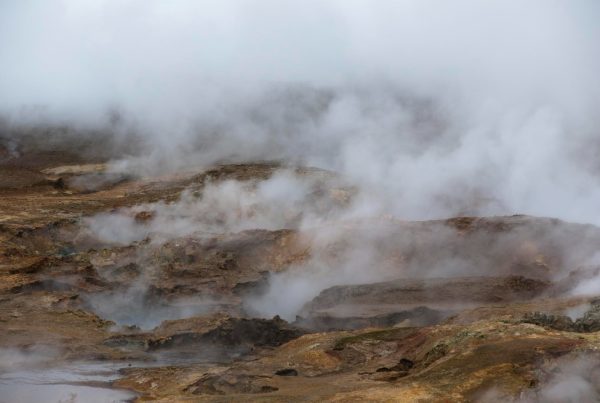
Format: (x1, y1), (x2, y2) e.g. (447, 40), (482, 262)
(2, 145), (600, 402)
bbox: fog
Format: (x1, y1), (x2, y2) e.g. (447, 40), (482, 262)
(1, 0), (600, 224)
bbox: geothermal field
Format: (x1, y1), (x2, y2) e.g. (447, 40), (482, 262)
(2, 1), (600, 402)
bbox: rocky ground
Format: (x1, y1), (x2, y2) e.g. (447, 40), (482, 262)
(2, 145), (600, 402)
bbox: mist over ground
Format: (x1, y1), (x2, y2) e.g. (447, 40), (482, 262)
(2, 0), (600, 224)
(4, 2), (600, 402)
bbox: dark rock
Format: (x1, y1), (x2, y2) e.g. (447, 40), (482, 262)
(375, 359), (413, 375)
(522, 302), (600, 333)
(575, 302), (600, 332)
(522, 312), (575, 331)
(392, 358), (414, 371)
(147, 316), (305, 352)
(275, 368), (298, 376)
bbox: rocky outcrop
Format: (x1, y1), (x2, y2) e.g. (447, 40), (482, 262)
(522, 299), (600, 332)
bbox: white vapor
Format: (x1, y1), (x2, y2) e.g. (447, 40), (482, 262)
(1, 1), (600, 224)
(80, 169), (351, 245)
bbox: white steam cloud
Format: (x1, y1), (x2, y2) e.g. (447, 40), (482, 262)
(80, 169), (351, 245)
(2, 0), (600, 224)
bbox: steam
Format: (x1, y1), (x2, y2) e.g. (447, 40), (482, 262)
(4, 0), (600, 344)
(570, 252), (600, 297)
(80, 168), (600, 321)
(0, 346), (60, 373)
(476, 354), (600, 402)
(80, 169), (351, 245)
(522, 355), (600, 403)
(2, 0), (600, 224)
(0, 350), (137, 403)
(527, 358), (600, 403)
(5, 3), (600, 402)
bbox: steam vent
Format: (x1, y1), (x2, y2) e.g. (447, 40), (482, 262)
(2, 1), (600, 402)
